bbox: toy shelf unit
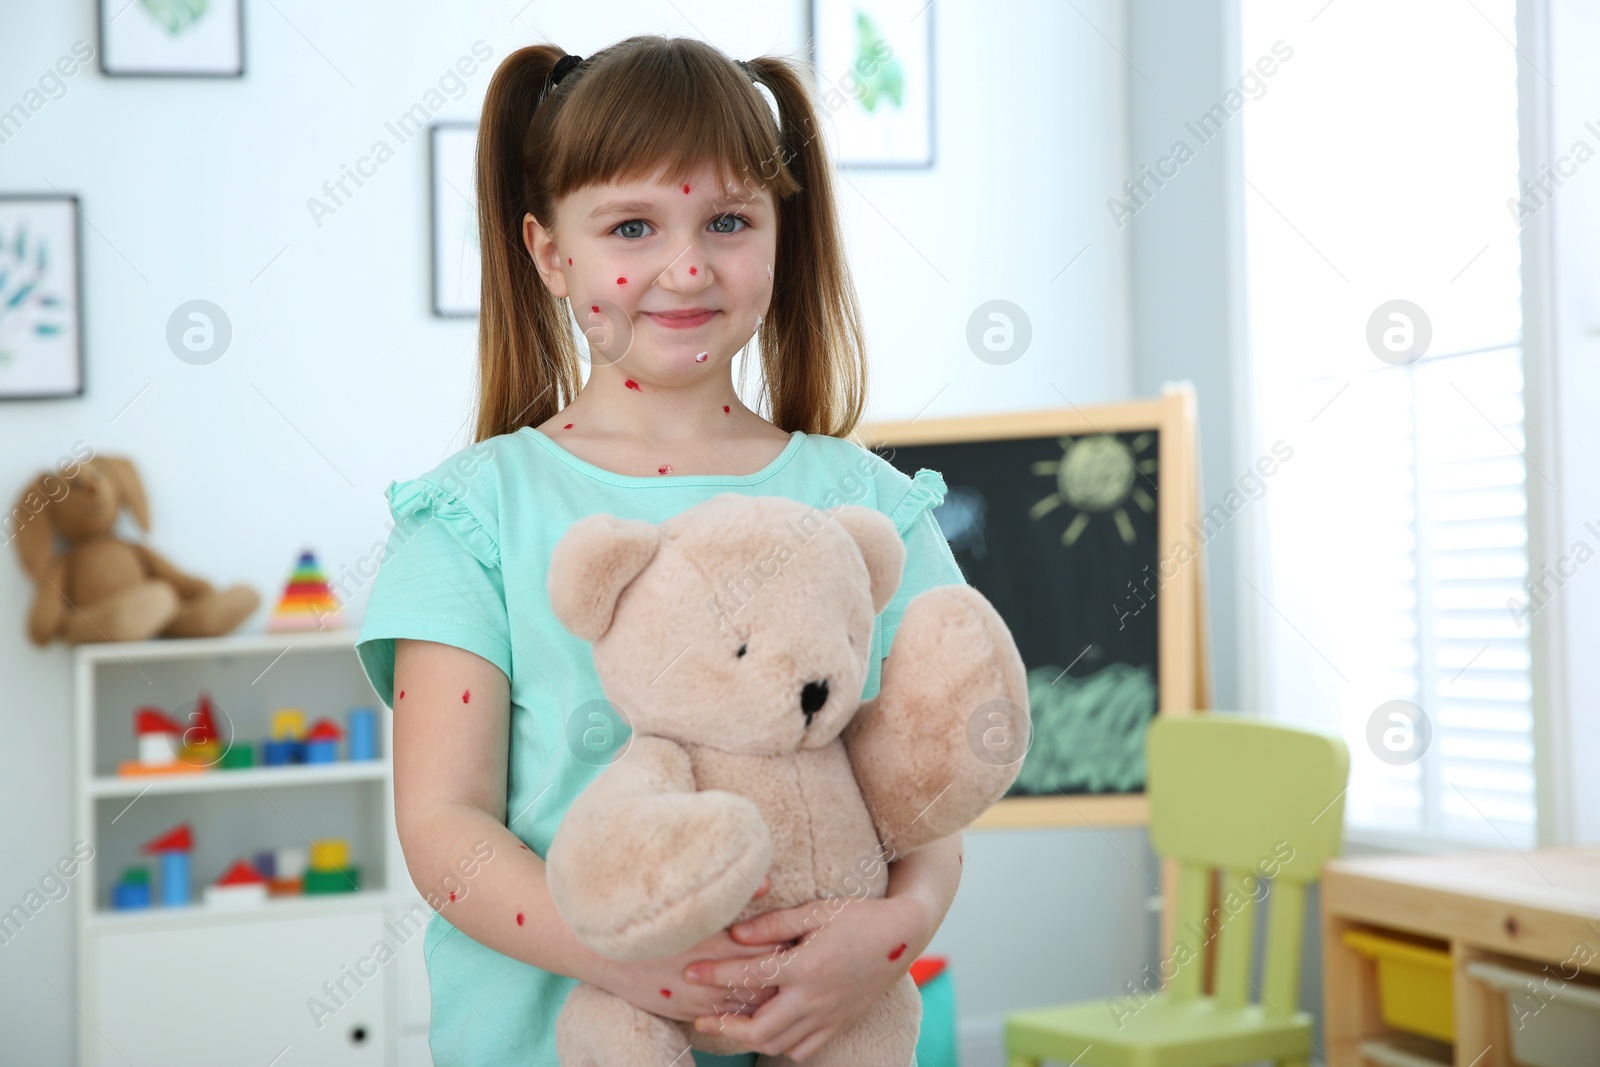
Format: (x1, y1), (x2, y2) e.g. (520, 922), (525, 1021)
(73, 629), (425, 1067)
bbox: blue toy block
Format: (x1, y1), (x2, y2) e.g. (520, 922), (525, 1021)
(303, 739), (339, 764)
(158, 851), (190, 907)
(112, 881), (151, 910)
(262, 739), (299, 766)
(347, 707), (376, 761)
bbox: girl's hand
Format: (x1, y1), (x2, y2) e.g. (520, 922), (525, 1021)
(680, 892), (932, 1060)
(589, 876), (782, 1024)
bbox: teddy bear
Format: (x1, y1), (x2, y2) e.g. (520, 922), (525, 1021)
(543, 492), (1031, 1067)
(10, 455), (260, 645)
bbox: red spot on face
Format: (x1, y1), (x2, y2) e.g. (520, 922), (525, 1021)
(661, 987), (673, 997)
(563, 423), (573, 429)
(624, 379), (640, 391)
(616, 277), (627, 285)
(722, 405), (730, 413)
(888, 943), (907, 961)
(462, 689), (470, 704)
(449, 891), (456, 903)
(567, 258), (572, 265)
(682, 184), (691, 194)
(689, 266), (697, 275)
(516, 912), (525, 926)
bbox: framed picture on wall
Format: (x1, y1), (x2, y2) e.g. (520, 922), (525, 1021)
(810, 0), (935, 168)
(430, 122), (481, 318)
(98, 0), (246, 78)
(0, 194), (85, 400)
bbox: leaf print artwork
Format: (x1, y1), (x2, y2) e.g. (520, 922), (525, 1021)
(0, 222), (68, 371)
(140, 0), (210, 35)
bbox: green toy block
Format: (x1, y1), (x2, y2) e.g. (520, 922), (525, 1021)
(219, 744), (254, 770)
(303, 867), (361, 894)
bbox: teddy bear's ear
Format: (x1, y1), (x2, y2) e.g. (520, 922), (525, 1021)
(547, 514), (662, 641)
(95, 456), (150, 531)
(9, 475), (60, 579)
(832, 506), (905, 615)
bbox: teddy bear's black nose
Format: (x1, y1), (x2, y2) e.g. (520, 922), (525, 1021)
(800, 679), (829, 726)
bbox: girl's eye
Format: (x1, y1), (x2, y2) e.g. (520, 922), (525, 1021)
(610, 215), (751, 240)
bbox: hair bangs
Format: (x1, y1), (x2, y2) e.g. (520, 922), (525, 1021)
(544, 38), (797, 220)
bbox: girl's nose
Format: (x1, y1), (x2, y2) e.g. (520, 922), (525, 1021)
(654, 242), (713, 290)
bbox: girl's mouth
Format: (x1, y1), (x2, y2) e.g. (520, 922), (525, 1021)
(642, 309), (718, 329)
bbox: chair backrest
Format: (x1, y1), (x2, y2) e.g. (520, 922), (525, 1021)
(1145, 714), (1349, 1012)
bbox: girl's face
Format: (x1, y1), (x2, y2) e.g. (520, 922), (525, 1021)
(526, 163), (777, 381)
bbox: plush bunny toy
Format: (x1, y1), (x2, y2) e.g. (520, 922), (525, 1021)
(10, 455), (259, 645)
(544, 493), (1030, 1067)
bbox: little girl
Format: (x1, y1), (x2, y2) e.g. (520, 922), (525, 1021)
(356, 35), (967, 1066)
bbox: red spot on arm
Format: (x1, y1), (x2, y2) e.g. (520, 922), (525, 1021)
(658, 464), (672, 475)
(519, 843), (529, 850)
(591, 305), (599, 313)
(449, 891), (456, 903)
(660, 988), (673, 997)
(462, 689), (470, 704)
(689, 266), (697, 275)
(616, 276), (627, 285)
(567, 258), (572, 265)
(722, 405), (730, 413)
(888, 942), (907, 961)
(624, 379), (640, 391)
(516, 912), (525, 926)
(397, 690), (405, 700)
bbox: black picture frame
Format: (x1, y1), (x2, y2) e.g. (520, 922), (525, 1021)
(429, 121), (481, 319)
(0, 193), (86, 401)
(97, 0), (246, 78)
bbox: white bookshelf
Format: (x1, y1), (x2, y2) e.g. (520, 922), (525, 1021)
(73, 630), (434, 1066)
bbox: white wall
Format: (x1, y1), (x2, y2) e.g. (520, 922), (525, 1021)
(0, 2), (1149, 1062)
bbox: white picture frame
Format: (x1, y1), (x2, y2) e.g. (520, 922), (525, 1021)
(811, 0), (935, 168)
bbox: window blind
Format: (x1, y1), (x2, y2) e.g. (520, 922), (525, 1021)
(1239, 0), (1534, 845)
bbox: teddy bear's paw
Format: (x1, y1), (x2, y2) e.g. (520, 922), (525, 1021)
(850, 585), (1031, 850)
(555, 790), (773, 962)
(885, 585), (1029, 730)
(556, 981), (691, 1067)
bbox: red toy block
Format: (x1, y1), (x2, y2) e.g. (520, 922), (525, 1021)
(143, 823), (194, 853)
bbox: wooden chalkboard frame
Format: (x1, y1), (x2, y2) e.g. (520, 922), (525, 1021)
(859, 384), (1211, 830)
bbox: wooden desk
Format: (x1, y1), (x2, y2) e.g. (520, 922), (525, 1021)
(1322, 847), (1600, 1066)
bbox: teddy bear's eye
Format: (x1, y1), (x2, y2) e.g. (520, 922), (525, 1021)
(736, 642), (747, 658)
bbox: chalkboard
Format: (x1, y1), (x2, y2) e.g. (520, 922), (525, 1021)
(863, 391), (1205, 827)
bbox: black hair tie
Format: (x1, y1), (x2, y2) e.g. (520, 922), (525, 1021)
(552, 53), (583, 85)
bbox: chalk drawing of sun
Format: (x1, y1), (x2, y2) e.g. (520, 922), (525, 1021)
(1028, 432), (1157, 546)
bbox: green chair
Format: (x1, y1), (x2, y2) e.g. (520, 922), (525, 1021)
(1004, 714), (1349, 1067)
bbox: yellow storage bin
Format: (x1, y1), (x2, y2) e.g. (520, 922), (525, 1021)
(1343, 929), (1455, 1042)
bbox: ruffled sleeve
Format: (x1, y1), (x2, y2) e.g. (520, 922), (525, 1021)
(385, 477), (502, 570)
(354, 477), (512, 708)
(862, 465), (966, 701)
(887, 468), (949, 534)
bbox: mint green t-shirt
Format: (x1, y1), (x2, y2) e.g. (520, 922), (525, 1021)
(354, 424), (964, 1067)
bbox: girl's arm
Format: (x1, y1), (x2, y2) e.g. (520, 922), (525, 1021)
(391, 638), (783, 1021)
